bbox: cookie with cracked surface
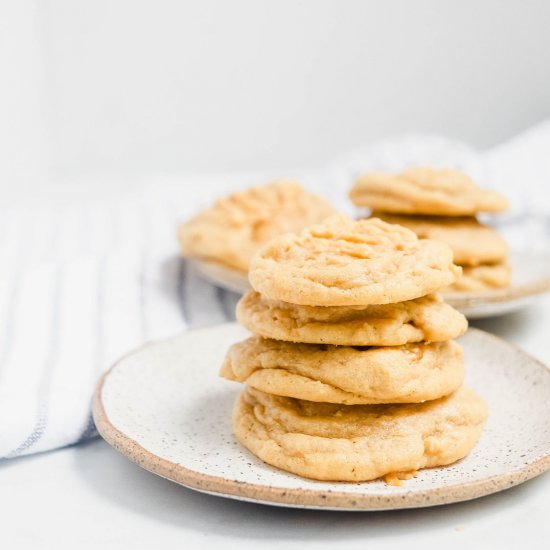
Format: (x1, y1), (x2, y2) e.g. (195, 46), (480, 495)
(178, 181), (335, 272)
(233, 386), (487, 481)
(248, 216), (461, 306)
(373, 213), (508, 267)
(221, 336), (465, 404)
(236, 291), (467, 346)
(350, 167), (508, 216)
(446, 262), (512, 292)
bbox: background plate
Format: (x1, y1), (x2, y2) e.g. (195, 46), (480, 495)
(94, 324), (550, 511)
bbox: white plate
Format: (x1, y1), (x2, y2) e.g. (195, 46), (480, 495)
(192, 250), (550, 319)
(93, 323), (550, 511)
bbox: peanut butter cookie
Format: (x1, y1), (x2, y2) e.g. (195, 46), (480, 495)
(221, 336), (465, 404)
(248, 216), (461, 306)
(178, 181), (335, 272)
(233, 386), (487, 481)
(236, 291), (467, 346)
(350, 167), (508, 215)
(446, 262), (512, 292)
(374, 213), (508, 266)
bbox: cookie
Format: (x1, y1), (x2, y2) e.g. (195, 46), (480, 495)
(178, 181), (335, 272)
(446, 262), (512, 292)
(350, 167), (508, 216)
(233, 386), (487, 481)
(374, 213), (508, 267)
(236, 291), (467, 346)
(221, 336), (465, 404)
(248, 216), (461, 306)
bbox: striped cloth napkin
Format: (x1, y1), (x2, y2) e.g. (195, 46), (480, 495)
(2, 122), (550, 459)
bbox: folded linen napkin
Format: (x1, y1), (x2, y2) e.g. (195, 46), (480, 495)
(2, 122), (550, 459)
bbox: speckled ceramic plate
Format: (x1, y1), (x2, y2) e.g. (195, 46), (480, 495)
(93, 323), (550, 511)
(192, 250), (550, 319)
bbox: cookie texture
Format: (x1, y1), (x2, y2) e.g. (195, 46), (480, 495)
(374, 213), (508, 267)
(248, 216), (461, 306)
(233, 386), (487, 481)
(178, 181), (335, 272)
(350, 167), (508, 216)
(236, 291), (467, 346)
(221, 336), (465, 404)
(446, 262), (512, 292)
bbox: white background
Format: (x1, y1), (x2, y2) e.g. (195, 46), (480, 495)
(2, 0), (550, 201)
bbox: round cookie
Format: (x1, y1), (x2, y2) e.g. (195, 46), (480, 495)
(236, 291), (467, 346)
(233, 386), (487, 482)
(248, 215), (461, 306)
(178, 181), (335, 272)
(221, 336), (465, 404)
(373, 213), (508, 267)
(350, 167), (508, 216)
(446, 262), (512, 292)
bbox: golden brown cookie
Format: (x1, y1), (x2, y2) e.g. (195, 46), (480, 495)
(236, 291), (467, 346)
(221, 336), (465, 404)
(178, 181), (335, 272)
(446, 262), (512, 292)
(233, 386), (487, 481)
(373, 213), (508, 267)
(248, 216), (461, 306)
(350, 167), (508, 216)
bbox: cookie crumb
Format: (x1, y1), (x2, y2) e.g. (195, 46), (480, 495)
(384, 470), (418, 486)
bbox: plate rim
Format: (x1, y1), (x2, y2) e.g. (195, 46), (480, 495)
(93, 326), (550, 511)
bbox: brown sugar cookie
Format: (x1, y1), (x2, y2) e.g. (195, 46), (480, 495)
(248, 216), (461, 306)
(236, 291), (467, 346)
(233, 386), (487, 481)
(178, 181), (335, 272)
(350, 167), (508, 216)
(221, 336), (465, 404)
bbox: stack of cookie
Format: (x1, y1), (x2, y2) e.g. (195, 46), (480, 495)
(220, 215), (487, 482)
(349, 167), (510, 292)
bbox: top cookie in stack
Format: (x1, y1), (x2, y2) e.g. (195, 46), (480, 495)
(221, 216), (486, 482)
(349, 167), (510, 292)
(247, 214), (461, 305)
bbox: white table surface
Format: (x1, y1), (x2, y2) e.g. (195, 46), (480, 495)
(2, 294), (549, 549)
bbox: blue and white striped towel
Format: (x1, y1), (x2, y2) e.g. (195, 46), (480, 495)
(2, 123), (550, 459)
